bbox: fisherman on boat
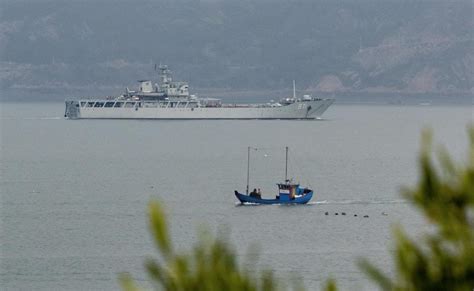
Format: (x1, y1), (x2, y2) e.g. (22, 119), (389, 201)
(249, 188), (262, 199)
(249, 188), (257, 197)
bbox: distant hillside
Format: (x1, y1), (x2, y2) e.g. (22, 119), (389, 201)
(1, 0), (472, 99)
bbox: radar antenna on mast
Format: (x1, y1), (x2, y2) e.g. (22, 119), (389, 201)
(159, 64), (171, 84)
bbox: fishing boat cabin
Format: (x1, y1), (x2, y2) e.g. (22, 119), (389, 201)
(277, 182), (299, 201)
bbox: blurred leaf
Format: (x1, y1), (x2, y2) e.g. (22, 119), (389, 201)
(118, 273), (140, 291)
(124, 200), (282, 290)
(360, 126), (474, 291)
(148, 201), (172, 257)
(323, 278), (337, 291)
(357, 259), (392, 291)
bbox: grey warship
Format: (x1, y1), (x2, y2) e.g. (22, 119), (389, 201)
(65, 65), (334, 120)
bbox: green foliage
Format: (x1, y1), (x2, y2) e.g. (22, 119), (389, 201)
(120, 201), (279, 291)
(358, 128), (474, 291)
(323, 279), (337, 291)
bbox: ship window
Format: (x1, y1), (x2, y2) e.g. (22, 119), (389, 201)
(114, 102), (124, 108)
(80, 102), (87, 107)
(279, 184), (290, 190)
(87, 102), (95, 107)
(105, 102), (114, 107)
(124, 102), (136, 108)
(94, 102), (105, 107)
(177, 102), (186, 108)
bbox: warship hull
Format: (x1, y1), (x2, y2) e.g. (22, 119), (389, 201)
(65, 99), (334, 120)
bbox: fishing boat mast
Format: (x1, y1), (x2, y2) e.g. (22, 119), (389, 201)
(285, 146), (288, 182)
(246, 146), (250, 194)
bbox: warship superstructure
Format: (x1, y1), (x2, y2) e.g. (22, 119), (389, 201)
(65, 65), (334, 120)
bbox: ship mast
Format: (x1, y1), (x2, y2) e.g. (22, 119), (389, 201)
(159, 64), (170, 84)
(293, 80), (296, 99)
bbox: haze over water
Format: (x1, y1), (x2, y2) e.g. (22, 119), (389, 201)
(1, 102), (472, 290)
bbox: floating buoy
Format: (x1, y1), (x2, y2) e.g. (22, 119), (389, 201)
(335, 213), (339, 215)
(354, 214), (358, 217)
(382, 212), (387, 216)
(363, 215), (369, 218)
(341, 212), (346, 215)
(325, 212), (328, 215)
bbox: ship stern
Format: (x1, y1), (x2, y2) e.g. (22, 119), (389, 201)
(65, 101), (80, 119)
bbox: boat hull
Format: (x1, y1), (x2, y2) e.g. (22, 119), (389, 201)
(234, 191), (313, 205)
(65, 99), (334, 120)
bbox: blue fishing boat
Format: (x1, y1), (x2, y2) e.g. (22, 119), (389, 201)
(234, 147), (314, 205)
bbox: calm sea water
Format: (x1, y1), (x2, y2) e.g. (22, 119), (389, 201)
(1, 102), (472, 290)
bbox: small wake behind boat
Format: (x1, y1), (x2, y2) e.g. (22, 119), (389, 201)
(234, 147), (314, 205)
